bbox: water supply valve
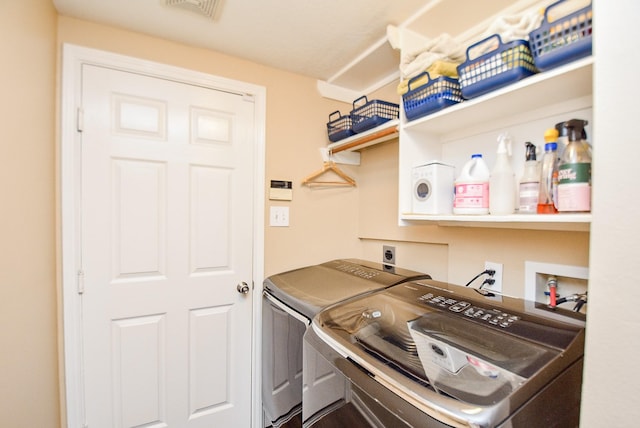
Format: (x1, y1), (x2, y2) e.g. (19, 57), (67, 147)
(546, 276), (558, 308)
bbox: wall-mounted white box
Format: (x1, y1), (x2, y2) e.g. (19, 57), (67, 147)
(269, 180), (293, 201)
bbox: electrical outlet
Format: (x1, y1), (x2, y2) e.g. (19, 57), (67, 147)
(383, 245), (396, 265)
(484, 261), (503, 293)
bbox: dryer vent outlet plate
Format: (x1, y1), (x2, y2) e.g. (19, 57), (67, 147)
(383, 245), (396, 265)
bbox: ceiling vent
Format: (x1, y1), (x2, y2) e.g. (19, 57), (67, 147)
(164, 0), (222, 19)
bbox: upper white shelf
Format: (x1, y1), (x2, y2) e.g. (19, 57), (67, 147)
(326, 57), (593, 154)
(403, 56), (594, 137)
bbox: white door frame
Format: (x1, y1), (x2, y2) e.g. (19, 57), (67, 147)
(59, 43), (266, 428)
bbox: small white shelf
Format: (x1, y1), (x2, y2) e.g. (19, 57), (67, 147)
(400, 213), (591, 232)
(327, 119), (399, 154)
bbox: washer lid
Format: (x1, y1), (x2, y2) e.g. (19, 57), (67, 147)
(312, 279), (585, 406)
(263, 259), (429, 320)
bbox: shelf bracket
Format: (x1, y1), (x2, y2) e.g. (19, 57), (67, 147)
(316, 80), (361, 103)
(320, 147), (360, 165)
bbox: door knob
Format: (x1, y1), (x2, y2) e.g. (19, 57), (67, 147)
(237, 282), (250, 294)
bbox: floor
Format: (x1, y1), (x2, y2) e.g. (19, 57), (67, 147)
(308, 403), (370, 427)
(280, 414), (302, 428)
(268, 403), (370, 428)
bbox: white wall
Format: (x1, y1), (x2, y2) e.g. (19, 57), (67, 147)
(580, 1), (640, 426)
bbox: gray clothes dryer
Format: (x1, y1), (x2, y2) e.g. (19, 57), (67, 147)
(261, 259), (429, 427)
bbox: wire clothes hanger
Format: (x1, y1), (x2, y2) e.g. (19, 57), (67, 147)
(301, 160), (356, 187)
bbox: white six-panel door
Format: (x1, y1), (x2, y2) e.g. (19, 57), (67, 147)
(78, 62), (256, 427)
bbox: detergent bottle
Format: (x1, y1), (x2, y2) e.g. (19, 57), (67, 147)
(537, 128), (559, 214)
(453, 154), (490, 215)
(557, 119), (591, 212)
(489, 133), (516, 215)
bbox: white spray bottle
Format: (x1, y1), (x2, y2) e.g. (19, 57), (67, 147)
(519, 142), (540, 214)
(489, 132), (516, 215)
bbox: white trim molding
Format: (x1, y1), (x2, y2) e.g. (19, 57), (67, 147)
(59, 43), (266, 428)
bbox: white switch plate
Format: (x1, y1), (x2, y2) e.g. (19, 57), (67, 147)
(269, 206), (289, 227)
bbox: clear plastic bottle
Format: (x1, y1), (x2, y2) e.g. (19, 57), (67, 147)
(453, 154), (490, 215)
(537, 129), (559, 214)
(557, 119), (591, 212)
(489, 133), (516, 215)
(555, 121), (569, 160)
(518, 142), (539, 214)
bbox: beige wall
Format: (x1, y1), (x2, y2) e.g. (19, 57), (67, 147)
(0, 1), (59, 427)
(581, 1), (640, 425)
(0, 9), (361, 427)
(0, 3), (602, 427)
(51, 4), (640, 428)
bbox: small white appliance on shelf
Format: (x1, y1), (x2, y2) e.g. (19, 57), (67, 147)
(412, 162), (454, 214)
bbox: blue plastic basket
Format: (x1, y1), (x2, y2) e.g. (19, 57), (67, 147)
(403, 72), (463, 121)
(326, 110), (354, 142)
(457, 34), (538, 100)
(350, 96), (399, 134)
(529, 0), (593, 71)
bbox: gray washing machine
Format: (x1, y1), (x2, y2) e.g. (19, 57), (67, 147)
(261, 259), (430, 427)
(304, 279), (586, 427)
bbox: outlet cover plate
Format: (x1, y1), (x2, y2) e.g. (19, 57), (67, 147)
(484, 261), (503, 294)
(383, 245), (396, 265)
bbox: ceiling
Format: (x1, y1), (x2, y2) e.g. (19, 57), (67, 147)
(52, 0), (434, 84)
(53, 0), (542, 100)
